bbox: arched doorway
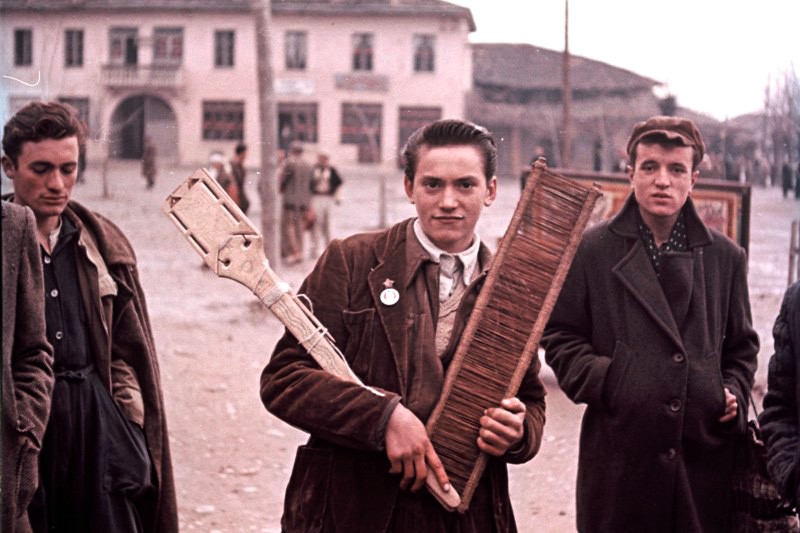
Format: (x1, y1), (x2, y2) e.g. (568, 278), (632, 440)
(109, 95), (177, 160)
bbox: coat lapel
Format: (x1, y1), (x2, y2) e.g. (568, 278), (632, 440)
(613, 236), (685, 351)
(367, 224), (414, 395)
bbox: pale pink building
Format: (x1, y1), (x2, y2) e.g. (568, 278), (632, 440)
(0, 0), (475, 169)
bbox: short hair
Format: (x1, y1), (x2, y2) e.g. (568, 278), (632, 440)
(630, 133), (703, 171)
(235, 142), (247, 155)
(402, 119), (497, 183)
(2, 101), (87, 167)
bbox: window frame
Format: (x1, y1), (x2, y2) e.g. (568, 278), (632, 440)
(214, 30), (235, 68)
(202, 100), (244, 140)
(351, 33), (374, 72)
(284, 31), (307, 71)
(412, 34), (435, 73)
(14, 28), (33, 66)
(64, 29), (84, 68)
(153, 27), (184, 66)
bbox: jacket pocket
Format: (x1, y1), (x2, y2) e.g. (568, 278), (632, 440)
(342, 308), (376, 376)
(282, 445), (333, 533)
(602, 341), (634, 414)
(15, 436), (38, 517)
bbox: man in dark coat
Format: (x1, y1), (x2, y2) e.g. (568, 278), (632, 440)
(229, 142), (250, 215)
(759, 281), (800, 507)
(261, 119), (547, 532)
(2, 201), (54, 533)
(2, 101), (177, 532)
(543, 116), (759, 532)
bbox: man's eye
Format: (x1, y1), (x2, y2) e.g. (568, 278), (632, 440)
(424, 181), (441, 189)
(61, 165), (77, 174)
(31, 165), (52, 174)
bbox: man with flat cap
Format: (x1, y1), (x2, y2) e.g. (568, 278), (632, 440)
(543, 116), (758, 532)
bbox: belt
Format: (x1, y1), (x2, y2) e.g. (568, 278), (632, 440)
(55, 364), (94, 381)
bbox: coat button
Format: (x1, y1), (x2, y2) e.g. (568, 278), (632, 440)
(50, 289), (59, 298)
(666, 448), (677, 460)
(55, 331), (64, 340)
(670, 399), (682, 412)
(672, 353), (685, 363)
(44, 256), (52, 264)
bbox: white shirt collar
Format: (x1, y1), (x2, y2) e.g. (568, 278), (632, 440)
(412, 218), (481, 286)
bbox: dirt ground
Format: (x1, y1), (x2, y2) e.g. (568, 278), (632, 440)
(61, 160), (797, 532)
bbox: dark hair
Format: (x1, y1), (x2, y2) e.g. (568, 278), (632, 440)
(629, 133), (703, 171)
(235, 142), (247, 155)
(2, 101), (87, 167)
(402, 119), (497, 183)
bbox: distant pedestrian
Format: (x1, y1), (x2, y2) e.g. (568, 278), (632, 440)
(230, 143), (250, 215)
(782, 162), (793, 198)
(1, 201), (54, 533)
(208, 151), (238, 206)
(759, 281), (800, 508)
(279, 141), (313, 264)
(309, 152), (343, 257)
(142, 136), (157, 189)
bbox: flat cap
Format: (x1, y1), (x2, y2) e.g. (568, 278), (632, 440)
(626, 115), (705, 163)
(289, 140), (304, 153)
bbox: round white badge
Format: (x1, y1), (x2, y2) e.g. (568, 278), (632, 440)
(380, 288), (400, 306)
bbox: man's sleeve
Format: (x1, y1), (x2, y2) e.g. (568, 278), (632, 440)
(542, 240), (612, 406)
(13, 208), (54, 448)
(261, 239), (401, 451)
(759, 283), (800, 503)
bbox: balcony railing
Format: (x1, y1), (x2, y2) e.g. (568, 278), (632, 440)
(101, 64), (183, 88)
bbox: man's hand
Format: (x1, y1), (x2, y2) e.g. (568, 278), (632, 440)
(385, 403), (450, 493)
(478, 397), (526, 456)
(719, 387), (738, 423)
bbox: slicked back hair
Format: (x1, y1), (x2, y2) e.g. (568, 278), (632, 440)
(402, 119), (497, 184)
(2, 100), (87, 167)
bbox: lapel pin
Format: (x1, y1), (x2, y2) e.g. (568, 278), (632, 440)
(380, 278), (400, 306)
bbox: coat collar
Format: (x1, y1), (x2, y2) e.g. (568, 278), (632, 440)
(609, 193), (713, 249)
(609, 194), (712, 351)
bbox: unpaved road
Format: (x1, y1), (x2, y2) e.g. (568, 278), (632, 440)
(61, 161), (796, 532)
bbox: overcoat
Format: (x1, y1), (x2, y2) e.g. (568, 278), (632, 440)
(261, 218), (546, 532)
(1, 202), (54, 533)
(759, 281), (800, 505)
(61, 200), (178, 532)
(2, 192), (179, 532)
(542, 195), (758, 532)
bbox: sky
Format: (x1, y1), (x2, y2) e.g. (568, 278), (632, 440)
(448, 0), (799, 121)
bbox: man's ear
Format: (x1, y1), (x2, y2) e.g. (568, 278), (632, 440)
(404, 175), (414, 203)
(484, 176), (497, 206)
(1, 155), (16, 179)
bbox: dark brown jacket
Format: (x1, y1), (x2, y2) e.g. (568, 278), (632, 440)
(261, 219), (546, 532)
(1, 202), (54, 533)
(61, 201), (178, 532)
(759, 281), (800, 505)
(543, 195), (759, 532)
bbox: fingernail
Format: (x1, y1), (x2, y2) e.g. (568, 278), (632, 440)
(444, 483), (451, 491)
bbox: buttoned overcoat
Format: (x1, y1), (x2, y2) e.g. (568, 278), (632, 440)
(1, 201), (54, 533)
(261, 218), (547, 532)
(543, 195), (758, 532)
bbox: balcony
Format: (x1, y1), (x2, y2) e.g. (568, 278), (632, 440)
(102, 64), (183, 89)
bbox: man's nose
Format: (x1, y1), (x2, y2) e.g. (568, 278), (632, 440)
(439, 186), (458, 208)
(654, 168), (670, 186)
(45, 170), (68, 190)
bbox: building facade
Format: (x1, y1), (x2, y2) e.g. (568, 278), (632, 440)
(0, 0), (474, 169)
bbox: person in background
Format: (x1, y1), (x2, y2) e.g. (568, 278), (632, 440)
(2, 201), (54, 533)
(279, 141), (313, 265)
(261, 119), (546, 532)
(230, 143), (250, 215)
(759, 281), (800, 508)
(141, 136), (157, 190)
(543, 115), (759, 531)
(2, 100), (177, 532)
(208, 151), (240, 207)
(309, 152), (343, 257)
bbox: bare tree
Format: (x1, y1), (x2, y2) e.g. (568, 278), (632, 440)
(763, 67), (800, 184)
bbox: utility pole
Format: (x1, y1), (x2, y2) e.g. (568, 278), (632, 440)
(560, 0), (572, 168)
(253, 0), (279, 265)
